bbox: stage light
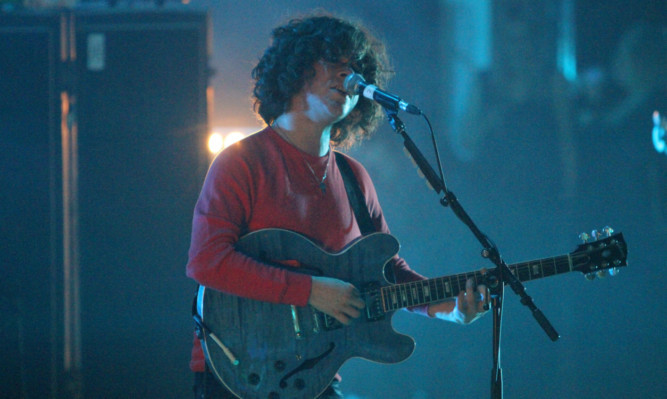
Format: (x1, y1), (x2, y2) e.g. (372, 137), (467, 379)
(653, 111), (665, 155)
(224, 131), (246, 148)
(207, 132), (224, 154)
(207, 127), (258, 157)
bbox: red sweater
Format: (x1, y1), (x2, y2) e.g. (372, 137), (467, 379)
(186, 127), (426, 371)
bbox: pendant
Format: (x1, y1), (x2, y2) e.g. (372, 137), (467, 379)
(320, 181), (327, 194)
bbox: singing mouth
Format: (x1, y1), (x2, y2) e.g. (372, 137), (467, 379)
(333, 87), (348, 96)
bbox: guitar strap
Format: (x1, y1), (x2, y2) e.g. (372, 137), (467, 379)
(334, 151), (376, 236)
(335, 152), (395, 283)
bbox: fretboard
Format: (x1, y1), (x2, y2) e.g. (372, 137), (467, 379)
(381, 253), (573, 312)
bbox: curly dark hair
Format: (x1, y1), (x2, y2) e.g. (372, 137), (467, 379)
(252, 13), (391, 147)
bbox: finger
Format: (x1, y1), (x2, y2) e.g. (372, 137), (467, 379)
(466, 277), (475, 294)
(476, 284), (485, 302)
(337, 302), (363, 322)
(466, 278), (476, 306)
(457, 290), (468, 311)
(347, 290), (364, 315)
(335, 311), (351, 325)
(348, 294), (365, 310)
(344, 284), (365, 307)
(478, 284), (490, 311)
(477, 297), (486, 312)
(343, 305), (362, 319)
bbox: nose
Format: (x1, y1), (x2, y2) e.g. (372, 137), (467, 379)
(337, 63), (354, 79)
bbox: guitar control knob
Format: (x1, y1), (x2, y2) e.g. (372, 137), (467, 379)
(274, 361), (285, 372)
(585, 273), (596, 281)
(247, 373), (260, 386)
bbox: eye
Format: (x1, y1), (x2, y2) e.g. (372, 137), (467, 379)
(345, 61), (358, 73)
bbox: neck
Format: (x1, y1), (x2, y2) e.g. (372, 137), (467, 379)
(272, 113), (331, 157)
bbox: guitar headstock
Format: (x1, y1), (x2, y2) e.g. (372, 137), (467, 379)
(574, 226), (628, 280)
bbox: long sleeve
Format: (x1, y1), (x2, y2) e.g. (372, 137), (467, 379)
(186, 134), (312, 306)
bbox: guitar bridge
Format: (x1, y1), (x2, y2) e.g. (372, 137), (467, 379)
(313, 283), (386, 330)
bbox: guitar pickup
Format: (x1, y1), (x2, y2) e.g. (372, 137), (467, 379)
(362, 283), (385, 321)
(323, 313), (342, 330)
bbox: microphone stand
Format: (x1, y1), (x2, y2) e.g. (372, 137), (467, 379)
(384, 109), (560, 399)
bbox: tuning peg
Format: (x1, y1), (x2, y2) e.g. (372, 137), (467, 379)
(591, 229), (601, 240)
(579, 232), (591, 243)
(601, 226), (614, 237)
(596, 270), (610, 278)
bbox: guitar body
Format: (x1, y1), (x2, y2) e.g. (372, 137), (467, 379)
(197, 229), (416, 399)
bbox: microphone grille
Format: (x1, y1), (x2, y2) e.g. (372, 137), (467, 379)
(343, 73), (365, 95)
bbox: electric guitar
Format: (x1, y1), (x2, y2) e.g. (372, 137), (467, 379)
(195, 227), (627, 399)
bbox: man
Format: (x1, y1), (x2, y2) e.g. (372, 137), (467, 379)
(187, 13), (488, 399)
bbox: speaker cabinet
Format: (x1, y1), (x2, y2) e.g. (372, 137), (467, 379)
(1, 8), (209, 398)
(0, 11), (65, 399)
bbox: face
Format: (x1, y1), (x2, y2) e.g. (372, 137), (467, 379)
(293, 59), (360, 125)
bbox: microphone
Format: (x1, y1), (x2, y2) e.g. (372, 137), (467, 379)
(343, 73), (422, 115)
(653, 110), (666, 155)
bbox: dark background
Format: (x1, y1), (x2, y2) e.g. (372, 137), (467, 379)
(2, 0), (665, 398)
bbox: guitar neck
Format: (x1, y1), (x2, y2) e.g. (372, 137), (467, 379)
(381, 253), (573, 311)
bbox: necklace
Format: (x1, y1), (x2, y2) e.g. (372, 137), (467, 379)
(272, 124), (331, 194)
(306, 150), (331, 193)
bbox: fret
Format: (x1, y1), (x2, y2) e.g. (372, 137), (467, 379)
(562, 254), (573, 274)
(443, 278), (452, 297)
(427, 278), (434, 300)
(455, 274), (465, 296)
(404, 282), (413, 307)
(455, 274), (465, 295)
(515, 263), (530, 281)
(418, 281), (428, 302)
(456, 272), (470, 294)
(410, 282), (420, 306)
(426, 279), (435, 302)
(408, 282), (416, 306)
(434, 279), (442, 300)
(447, 277), (457, 298)
(396, 285), (404, 308)
(399, 284), (408, 307)
(432, 278), (441, 299)
(541, 258), (556, 276)
(551, 258), (563, 275)
(452, 274), (466, 296)
(530, 262), (544, 279)
(472, 271), (482, 286)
